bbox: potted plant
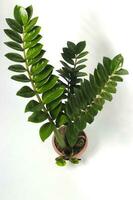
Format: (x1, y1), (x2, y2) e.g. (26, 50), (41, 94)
(4, 5), (128, 166)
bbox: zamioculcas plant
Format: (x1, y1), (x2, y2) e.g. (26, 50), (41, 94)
(4, 5), (128, 166)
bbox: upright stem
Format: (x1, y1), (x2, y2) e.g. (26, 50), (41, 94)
(22, 31), (66, 149)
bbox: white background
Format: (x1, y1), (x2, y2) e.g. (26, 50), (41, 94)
(0, 0), (133, 200)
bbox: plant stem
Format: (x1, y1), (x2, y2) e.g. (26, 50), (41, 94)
(22, 31), (66, 149)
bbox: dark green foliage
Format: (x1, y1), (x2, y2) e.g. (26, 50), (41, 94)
(57, 41), (89, 99)
(5, 5), (128, 161)
(28, 111), (47, 123)
(39, 122), (55, 141)
(16, 86), (35, 98)
(65, 54), (128, 147)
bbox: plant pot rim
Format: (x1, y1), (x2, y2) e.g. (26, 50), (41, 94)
(52, 131), (88, 159)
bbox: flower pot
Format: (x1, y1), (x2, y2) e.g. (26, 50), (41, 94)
(52, 127), (88, 159)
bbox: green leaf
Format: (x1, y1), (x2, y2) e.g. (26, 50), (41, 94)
(101, 91), (112, 101)
(5, 53), (25, 62)
(39, 122), (54, 141)
(76, 64), (86, 71)
(66, 123), (79, 147)
(85, 112), (94, 124)
(11, 74), (30, 82)
(24, 34), (42, 49)
(63, 48), (75, 59)
(97, 63), (108, 82)
(61, 53), (74, 65)
(76, 41), (86, 54)
(56, 113), (69, 127)
(4, 41), (23, 51)
(46, 97), (62, 111)
(28, 111), (47, 123)
(107, 81), (117, 87)
(111, 54), (124, 72)
(33, 65), (53, 82)
(103, 57), (111, 75)
(14, 5), (22, 25)
(42, 86), (64, 104)
(77, 51), (88, 59)
(50, 103), (62, 119)
(28, 50), (45, 65)
(67, 41), (76, 54)
(70, 158), (80, 164)
(24, 17), (38, 32)
(24, 26), (41, 42)
(35, 76), (50, 89)
(6, 18), (23, 33)
(76, 72), (87, 77)
(8, 64), (26, 72)
(37, 75), (58, 93)
(104, 86), (116, 93)
(75, 115), (86, 131)
(26, 43), (43, 60)
(19, 7), (28, 25)
(4, 29), (22, 43)
(56, 157), (66, 166)
(115, 69), (128, 75)
(111, 76), (123, 82)
(25, 100), (43, 112)
(16, 86), (35, 98)
(26, 5), (33, 20)
(31, 58), (48, 75)
(76, 58), (87, 65)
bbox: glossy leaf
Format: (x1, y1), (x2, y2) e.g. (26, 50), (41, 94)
(66, 123), (79, 147)
(24, 34), (42, 49)
(8, 64), (26, 72)
(24, 26), (41, 42)
(28, 111), (47, 123)
(115, 69), (128, 75)
(111, 54), (124, 72)
(25, 100), (43, 112)
(103, 57), (111, 75)
(5, 53), (25, 62)
(26, 5), (33, 20)
(24, 17), (38, 32)
(42, 86), (65, 104)
(6, 18), (23, 33)
(77, 51), (88, 59)
(39, 122), (54, 141)
(4, 41), (23, 51)
(11, 74), (30, 82)
(31, 58), (48, 75)
(56, 113), (69, 127)
(76, 64), (86, 71)
(19, 7), (28, 25)
(28, 50), (45, 65)
(76, 59), (87, 65)
(76, 41), (86, 54)
(33, 65), (53, 82)
(76, 72), (87, 77)
(111, 76), (123, 82)
(14, 5), (22, 24)
(63, 47), (75, 59)
(46, 97), (62, 111)
(4, 29), (22, 43)
(101, 91), (112, 101)
(16, 86), (35, 98)
(37, 75), (58, 93)
(67, 41), (76, 54)
(61, 53), (74, 65)
(26, 43), (43, 60)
